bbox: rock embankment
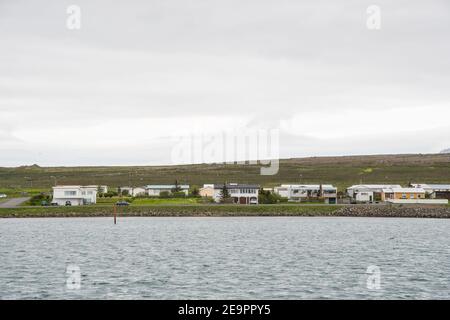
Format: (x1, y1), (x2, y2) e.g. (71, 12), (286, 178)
(334, 205), (450, 218)
(1, 204), (450, 218)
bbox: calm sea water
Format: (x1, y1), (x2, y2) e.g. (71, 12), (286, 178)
(0, 217), (448, 299)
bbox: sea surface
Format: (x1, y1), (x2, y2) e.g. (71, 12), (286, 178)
(0, 217), (449, 299)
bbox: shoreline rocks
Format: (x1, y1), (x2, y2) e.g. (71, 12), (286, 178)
(334, 205), (450, 218)
(1, 204), (450, 218)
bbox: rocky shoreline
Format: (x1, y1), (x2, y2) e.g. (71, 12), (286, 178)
(0, 204), (449, 218)
(333, 205), (450, 218)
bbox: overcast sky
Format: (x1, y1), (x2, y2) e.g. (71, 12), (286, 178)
(1, 0), (449, 167)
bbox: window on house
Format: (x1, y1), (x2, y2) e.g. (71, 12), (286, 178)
(64, 191), (77, 196)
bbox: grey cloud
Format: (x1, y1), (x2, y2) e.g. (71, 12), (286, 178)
(0, 0), (449, 165)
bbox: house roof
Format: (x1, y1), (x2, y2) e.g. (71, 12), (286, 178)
(348, 184), (402, 190)
(213, 184), (260, 189)
(427, 184), (450, 190)
(53, 185), (97, 190)
(146, 185), (189, 189)
(412, 184), (450, 191)
(280, 184), (336, 190)
(387, 188), (426, 193)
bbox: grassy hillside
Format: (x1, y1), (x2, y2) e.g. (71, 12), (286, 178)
(1, 153), (450, 193)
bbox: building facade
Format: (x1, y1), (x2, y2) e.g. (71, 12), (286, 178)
(411, 184), (450, 200)
(346, 184), (402, 203)
(199, 184), (215, 198)
(209, 183), (259, 204)
(146, 185), (190, 196)
(52, 186), (97, 206)
(381, 188), (426, 201)
(119, 186), (147, 197)
(274, 184), (338, 204)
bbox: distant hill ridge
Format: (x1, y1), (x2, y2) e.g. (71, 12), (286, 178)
(1, 153), (450, 189)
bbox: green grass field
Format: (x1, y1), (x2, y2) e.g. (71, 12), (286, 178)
(96, 197), (202, 205)
(0, 188), (48, 198)
(0, 204), (341, 218)
(1, 154), (449, 194)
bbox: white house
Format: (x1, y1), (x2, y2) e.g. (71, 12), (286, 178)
(346, 184), (402, 203)
(199, 184), (215, 198)
(146, 185), (190, 196)
(273, 185), (289, 198)
(411, 184), (450, 199)
(209, 183), (259, 204)
(52, 186), (97, 206)
(119, 186), (146, 197)
(274, 184), (338, 204)
(355, 191), (374, 203)
(131, 187), (146, 197)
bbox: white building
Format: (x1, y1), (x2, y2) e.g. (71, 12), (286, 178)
(346, 184), (402, 203)
(199, 184), (215, 198)
(382, 187), (448, 204)
(52, 186), (97, 206)
(131, 187), (146, 197)
(210, 183), (259, 204)
(354, 191), (374, 203)
(411, 184), (450, 199)
(274, 184), (338, 204)
(119, 186), (146, 197)
(146, 185), (190, 196)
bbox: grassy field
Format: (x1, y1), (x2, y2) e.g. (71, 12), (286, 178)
(96, 197), (203, 205)
(1, 153), (450, 193)
(0, 204), (341, 218)
(0, 188), (48, 197)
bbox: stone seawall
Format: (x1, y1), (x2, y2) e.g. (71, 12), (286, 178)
(1, 204), (450, 218)
(334, 205), (450, 218)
